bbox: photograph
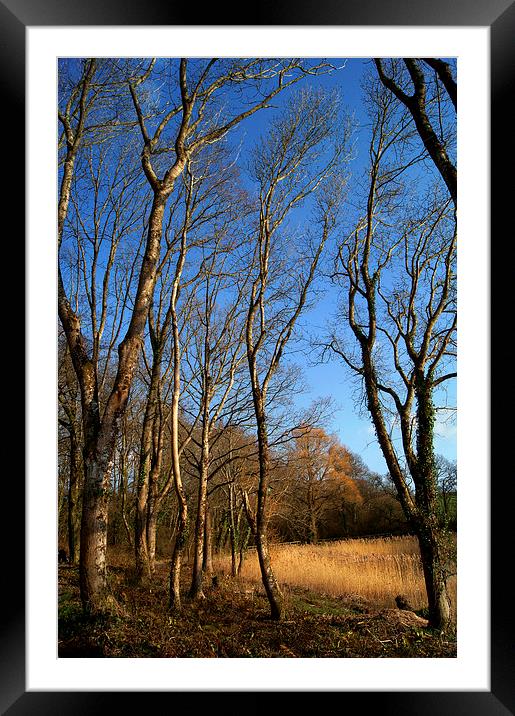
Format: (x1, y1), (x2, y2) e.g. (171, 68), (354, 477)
(55, 55), (458, 659)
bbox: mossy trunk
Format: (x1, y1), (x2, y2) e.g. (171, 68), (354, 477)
(413, 377), (452, 630)
(416, 520), (452, 629)
(169, 497), (188, 612)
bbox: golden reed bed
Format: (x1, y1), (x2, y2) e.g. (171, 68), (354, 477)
(213, 535), (457, 619)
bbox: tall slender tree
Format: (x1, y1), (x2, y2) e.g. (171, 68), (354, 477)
(244, 89), (348, 619)
(328, 79), (456, 629)
(186, 247), (251, 600)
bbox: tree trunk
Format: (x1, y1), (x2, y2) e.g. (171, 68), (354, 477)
(67, 426), (82, 564)
(119, 433), (133, 549)
(168, 307), (187, 611)
(255, 532), (282, 620)
(308, 484), (318, 544)
(146, 507), (158, 574)
(229, 484), (237, 577)
(360, 354), (453, 628)
(416, 520), (451, 629)
(374, 58), (457, 205)
(237, 538), (247, 577)
(202, 507), (214, 575)
(135, 441), (151, 580)
(79, 444), (114, 613)
(136, 334), (166, 579)
(169, 488), (188, 612)
(413, 379), (452, 630)
(254, 405), (283, 620)
(189, 458), (209, 600)
(340, 511), (348, 537)
(236, 507), (250, 576)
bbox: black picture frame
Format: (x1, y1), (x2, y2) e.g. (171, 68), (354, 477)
(7, 0), (512, 713)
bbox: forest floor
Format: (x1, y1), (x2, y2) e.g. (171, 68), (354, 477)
(58, 556), (456, 658)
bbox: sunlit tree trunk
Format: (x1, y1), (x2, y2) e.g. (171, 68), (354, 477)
(229, 484), (238, 577)
(189, 437), (210, 600)
(202, 507), (214, 575)
(253, 402), (284, 620)
(169, 301), (188, 612)
(136, 355), (164, 579)
(135, 409), (152, 580)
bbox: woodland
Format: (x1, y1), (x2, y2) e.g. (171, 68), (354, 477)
(57, 57), (457, 658)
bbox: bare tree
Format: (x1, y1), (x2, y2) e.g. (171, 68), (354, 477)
(374, 58), (457, 205)
(58, 59), (151, 610)
(134, 153), (224, 582)
(58, 57), (337, 613)
(165, 160), (249, 610)
(243, 89), (348, 619)
(328, 80), (457, 629)
(184, 251), (251, 600)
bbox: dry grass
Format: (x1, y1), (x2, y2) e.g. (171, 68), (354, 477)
(213, 536), (457, 620)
